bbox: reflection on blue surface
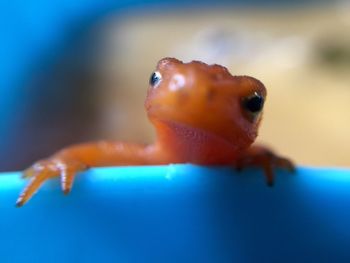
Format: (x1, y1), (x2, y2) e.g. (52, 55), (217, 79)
(1, 165), (350, 262)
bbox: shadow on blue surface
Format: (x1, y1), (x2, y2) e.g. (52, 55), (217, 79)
(1, 165), (350, 262)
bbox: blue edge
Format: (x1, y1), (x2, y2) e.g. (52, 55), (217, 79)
(1, 165), (350, 263)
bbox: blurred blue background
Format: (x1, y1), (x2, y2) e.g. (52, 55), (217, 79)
(1, 0), (349, 171)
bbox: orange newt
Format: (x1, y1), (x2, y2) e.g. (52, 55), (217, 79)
(17, 58), (294, 207)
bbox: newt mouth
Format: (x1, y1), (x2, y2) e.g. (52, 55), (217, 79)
(147, 103), (256, 150)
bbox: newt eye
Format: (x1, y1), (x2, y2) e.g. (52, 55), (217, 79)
(149, 71), (162, 87)
(242, 92), (264, 115)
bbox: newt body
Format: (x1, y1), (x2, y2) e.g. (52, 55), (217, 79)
(17, 58), (294, 206)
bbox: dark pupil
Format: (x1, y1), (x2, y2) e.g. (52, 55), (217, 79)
(244, 95), (264, 113)
(149, 72), (160, 86)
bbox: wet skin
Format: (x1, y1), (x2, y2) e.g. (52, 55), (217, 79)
(17, 58), (294, 207)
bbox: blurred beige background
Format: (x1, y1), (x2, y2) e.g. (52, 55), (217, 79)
(94, 6), (350, 167)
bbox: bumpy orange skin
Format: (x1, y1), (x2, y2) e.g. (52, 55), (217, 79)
(17, 58), (294, 207)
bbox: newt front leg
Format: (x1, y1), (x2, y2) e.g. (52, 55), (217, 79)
(17, 141), (153, 207)
(235, 145), (295, 186)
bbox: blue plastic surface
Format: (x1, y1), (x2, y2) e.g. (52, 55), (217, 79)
(1, 165), (350, 262)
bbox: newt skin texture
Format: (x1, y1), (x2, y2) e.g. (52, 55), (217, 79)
(17, 58), (294, 207)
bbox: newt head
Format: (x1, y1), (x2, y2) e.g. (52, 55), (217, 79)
(145, 57), (267, 149)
